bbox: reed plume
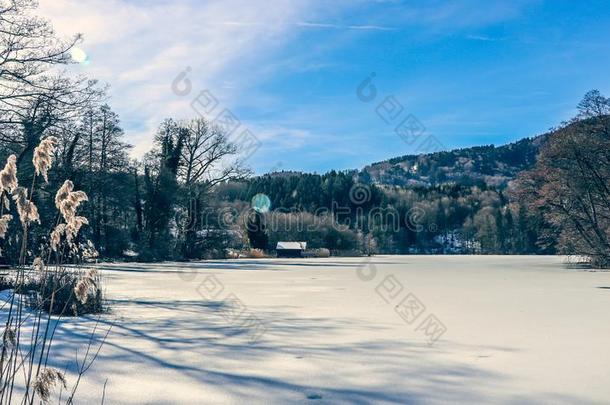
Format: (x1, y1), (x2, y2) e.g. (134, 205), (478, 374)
(0, 154), (18, 192)
(50, 223), (66, 252)
(2, 327), (15, 350)
(12, 186), (40, 225)
(33, 136), (58, 183)
(33, 256), (44, 271)
(55, 180), (88, 223)
(34, 368), (67, 403)
(74, 276), (94, 304)
(0, 214), (12, 239)
(66, 216), (88, 243)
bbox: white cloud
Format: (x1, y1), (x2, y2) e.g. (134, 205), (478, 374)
(37, 0), (534, 167)
(38, 0), (325, 157)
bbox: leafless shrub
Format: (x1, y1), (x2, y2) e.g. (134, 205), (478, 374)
(313, 248), (331, 258)
(247, 248), (266, 258)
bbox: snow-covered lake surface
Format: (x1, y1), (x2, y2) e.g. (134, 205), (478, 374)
(8, 255), (610, 404)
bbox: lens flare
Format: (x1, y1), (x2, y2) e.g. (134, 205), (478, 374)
(70, 47), (90, 65)
(251, 193), (271, 213)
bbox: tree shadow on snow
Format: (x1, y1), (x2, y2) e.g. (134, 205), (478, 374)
(38, 295), (602, 405)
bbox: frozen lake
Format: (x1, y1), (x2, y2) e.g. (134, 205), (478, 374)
(13, 255), (610, 404)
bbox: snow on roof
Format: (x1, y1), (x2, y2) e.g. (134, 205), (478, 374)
(276, 241), (307, 250)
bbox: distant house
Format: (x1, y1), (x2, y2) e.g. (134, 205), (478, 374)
(276, 242), (306, 258)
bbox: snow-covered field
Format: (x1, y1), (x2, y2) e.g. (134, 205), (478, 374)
(7, 255), (610, 404)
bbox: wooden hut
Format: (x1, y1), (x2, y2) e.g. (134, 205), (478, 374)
(276, 242), (306, 258)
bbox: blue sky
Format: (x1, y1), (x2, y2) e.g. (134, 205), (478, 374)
(41, 0), (610, 174)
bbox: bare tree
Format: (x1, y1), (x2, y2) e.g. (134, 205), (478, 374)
(0, 0), (105, 176)
(0, 0), (81, 127)
(67, 103), (130, 251)
(179, 118), (250, 187)
(9, 78), (103, 172)
(176, 118), (250, 257)
(516, 90), (610, 267)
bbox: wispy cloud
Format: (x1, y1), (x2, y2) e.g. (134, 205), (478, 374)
(296, 22), (395, 31)
(466, 34), (506, 41)
(346, 24), (395, 31)
(215, 21), (395, 31)
(39, 0), (324, 156)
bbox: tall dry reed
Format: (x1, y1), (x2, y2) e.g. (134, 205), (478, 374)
(0, 137), (110, 404)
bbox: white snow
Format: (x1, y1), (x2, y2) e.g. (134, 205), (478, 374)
(3, 255), (610, 404)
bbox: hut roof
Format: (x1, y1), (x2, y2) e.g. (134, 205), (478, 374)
(276, 242), (307, 250)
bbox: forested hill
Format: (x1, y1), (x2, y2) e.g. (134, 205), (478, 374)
(358, 133), (549, 187)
